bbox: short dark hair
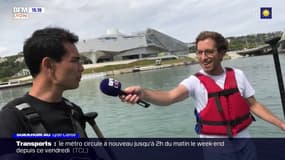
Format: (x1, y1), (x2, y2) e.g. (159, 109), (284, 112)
(23, 27), (79, 77)
(195, 31), (228, 54)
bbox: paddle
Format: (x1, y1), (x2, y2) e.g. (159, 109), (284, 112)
(85, 112), (117, 160)
(265, 36), (285, 118)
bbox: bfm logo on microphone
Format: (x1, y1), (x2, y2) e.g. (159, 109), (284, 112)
(108, 78), (120, 89)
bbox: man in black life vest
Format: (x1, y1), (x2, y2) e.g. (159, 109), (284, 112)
(0, 27), (87, 137)
(120, 31), (285, 160)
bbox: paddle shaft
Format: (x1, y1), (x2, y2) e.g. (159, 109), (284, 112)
(86, 118), (117, 160)
(266, 37), (285, 118)
(87, 119), (105, 138)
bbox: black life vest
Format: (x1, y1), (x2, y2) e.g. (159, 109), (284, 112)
(14, 99), (88, 138)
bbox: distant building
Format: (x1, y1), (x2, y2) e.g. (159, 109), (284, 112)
(76, 28), (189, 63)
(15, 56), (24, 63)
(12, 68), (30, 77)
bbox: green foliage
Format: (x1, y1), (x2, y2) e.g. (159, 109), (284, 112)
(227, 31), (282, 51)
(83, 60), (155, 73)
(0, 55), (27, 81)
(189, 31), (282, 52)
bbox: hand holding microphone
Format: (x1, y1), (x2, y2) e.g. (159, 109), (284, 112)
(100, 78), (150, 108)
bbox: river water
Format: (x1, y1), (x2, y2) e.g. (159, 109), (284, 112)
(1, 55), (285, 137)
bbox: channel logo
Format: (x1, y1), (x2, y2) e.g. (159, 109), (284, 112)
(260, 7), (272, 19)
(12, 7), (45, 19)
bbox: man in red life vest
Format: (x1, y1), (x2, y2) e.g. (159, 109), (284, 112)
(120, 31), (285, 159)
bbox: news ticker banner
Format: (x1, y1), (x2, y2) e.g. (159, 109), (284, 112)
(0, 138), (285, 160)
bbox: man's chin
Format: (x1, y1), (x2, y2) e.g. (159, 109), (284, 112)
(66, 83), (80, 90)
(202, 66), (212, 72)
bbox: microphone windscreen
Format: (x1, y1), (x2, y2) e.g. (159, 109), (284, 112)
(100, 78), (122, 96)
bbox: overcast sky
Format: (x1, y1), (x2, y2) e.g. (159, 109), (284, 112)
(0, 0), (284, 57)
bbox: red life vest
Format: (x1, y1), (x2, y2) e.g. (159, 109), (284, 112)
(195, 68), (253, 137)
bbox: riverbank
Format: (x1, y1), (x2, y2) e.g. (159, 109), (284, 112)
(0, 80), (32, 89)
(82, 51), (244, 77)
(103, 62), (192, 76)
(2, 52), (245, 86)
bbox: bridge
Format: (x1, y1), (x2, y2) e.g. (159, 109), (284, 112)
(236, 33), (285, 56)
(236, 44), (272, 56)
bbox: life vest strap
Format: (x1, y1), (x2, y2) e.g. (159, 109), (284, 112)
(70, 108), (88, 138)
(214, 95), (223, 113)
(198, 113), (252, 127)
(15, 103), (48, 133)
(208, 88), (239, 98)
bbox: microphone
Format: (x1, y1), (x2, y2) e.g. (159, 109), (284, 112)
(100, 78), (150, 108)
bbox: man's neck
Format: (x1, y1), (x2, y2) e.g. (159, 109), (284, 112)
(202, 67), (225, 76)
(29, 77), (63, 103)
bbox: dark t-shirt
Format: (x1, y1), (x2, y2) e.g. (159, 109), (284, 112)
(0, 93), (86, 138)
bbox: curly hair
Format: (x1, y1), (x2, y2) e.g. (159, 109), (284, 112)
(195, 31), (228, 54)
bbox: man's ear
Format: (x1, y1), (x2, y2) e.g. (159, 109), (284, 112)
(219, 51), (226, 61)
(41, 57), (55, 72)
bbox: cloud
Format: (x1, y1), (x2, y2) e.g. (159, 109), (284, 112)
(0, 0), (284, 57)
(0, 47), (11, 57)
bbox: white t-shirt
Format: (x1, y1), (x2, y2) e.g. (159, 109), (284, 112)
(180, 67), (255, 138)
